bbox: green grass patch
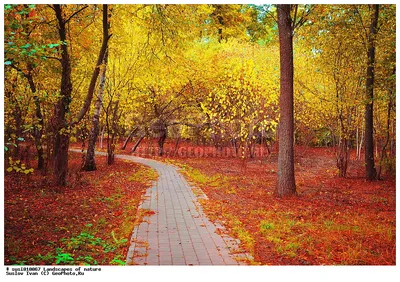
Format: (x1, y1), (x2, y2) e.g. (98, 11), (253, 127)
(260, 220), (275, 233)
(15, 226), (128, 265)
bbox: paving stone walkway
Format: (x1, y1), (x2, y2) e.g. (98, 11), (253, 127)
(71, 150), (250, 265)
(115, 154), (250, 266)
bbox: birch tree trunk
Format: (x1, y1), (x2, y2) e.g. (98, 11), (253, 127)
(83, 50), (108, 171)
(52, 4), (111, 184)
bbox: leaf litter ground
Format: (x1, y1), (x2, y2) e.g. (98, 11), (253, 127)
(153, 144), (395, 265)
(4, 152), (157, 265)
(5, 142), (395, 265)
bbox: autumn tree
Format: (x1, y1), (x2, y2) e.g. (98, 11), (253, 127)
(52, 4), (110, 185)
(83, 5), (111, 171)
(374, 5), (396, 179)
(364, 4), (379, 180)
(109, 4), (212, 155)
(276, 4), (296, 197)
(50, 5), (72, 185)
(289, 4), (395, 179)
(4, 4), (395, 185)
(4, 4), (47, 168)
(197, 43), (279, 156)
(209, 4), (251, 43)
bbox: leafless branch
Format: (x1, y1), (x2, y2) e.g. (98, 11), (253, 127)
(65, 5), (89, 24)
(353, 5), (369, 43)
(47, 4), (56, 12)
(45, 56), (62, 63)
(8, 63), (28, 78)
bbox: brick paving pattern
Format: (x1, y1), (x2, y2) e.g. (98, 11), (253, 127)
(70, 150), (250, 265)
(113, 154), (250, 265)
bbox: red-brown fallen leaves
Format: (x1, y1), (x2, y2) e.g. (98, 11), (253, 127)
(161, 146), (395, 265)
(7, 141), (394, 265)
(4, 153), (156, 265)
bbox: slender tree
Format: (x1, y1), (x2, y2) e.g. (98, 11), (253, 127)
(365, 4), (379, 180)
(52, 4), (111, 185)
(83, 5), (111, 171)
(26, 63), (45, 170)
(276, 4), (296, 197)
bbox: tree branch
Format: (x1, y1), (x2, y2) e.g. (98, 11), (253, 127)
(159, 82), (189, 114)
(353, 5), (369, 44)
(293, 5), (313, 30)
(47, 4), (56, 12)
(8, 63), (28, 78)
(70, 4), (111, 127)
(292, 4), (298, 31)
(45, 56), (62, 63)
(65, 5), (89, 24)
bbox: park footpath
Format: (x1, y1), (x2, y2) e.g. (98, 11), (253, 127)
(71, 150), (251, 265)
(116, 154), (251, 265)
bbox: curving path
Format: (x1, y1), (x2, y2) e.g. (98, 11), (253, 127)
(71, 149), (250, 265)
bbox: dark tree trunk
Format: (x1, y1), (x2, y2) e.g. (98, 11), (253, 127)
(365, 4), (379, 181)
(377, 77), (394, 179)
(83, 4), (111, 170)
(83, 48), (109, 171)
(158, 129), (167, 156)
(7, 80), (23, 156)
(276, 4), (296, 197)
(249, 142), (256, 159)
(213, 5), (224, 43)
(337, 139), (350, 177)
(33, 98), (45, 170)
(110, 101), (119, 164)
(232, 138), (239, 156)
(107, 140), (115, 165)
(52, 4), (110, 181)
(13, 100), (23, 156)
(150, 119), (168, 156)
(121, 127), (138, 150)
(53, 4), (73, 186)
(376, 102), (390, 179)
(106, 101), (119, 165)
(335, 79), (349, 177)
(79, 4), (112, 170)
(131, 135), (145, 153)
(173, 136), (181, 156)
(26, 65), (45, 170)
